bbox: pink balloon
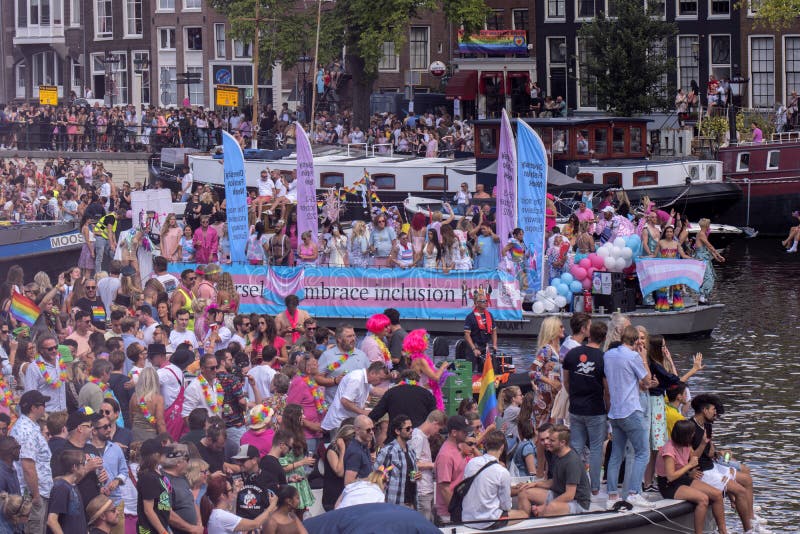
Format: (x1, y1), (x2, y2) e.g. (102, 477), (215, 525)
(590, 254), (605, 270)
(573, 266), (587, 280)
(579, 258), (592, 269)
(587, 267), (595, 278)
(582, 278), (592, 290)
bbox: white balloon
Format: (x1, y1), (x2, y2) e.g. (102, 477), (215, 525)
(545, 300), (556, 312)
(615, 257), (627, 271)
(546, 286), (558, 298)
(532, 301), (545, 314)
(613, 237), (626, 248)
(598, 246), (610, 258)
(604, 256), (616, 270)
(555, 296), (568, 308)
(612, 246), (623, 257)
(624, 258), (633, 268)
(621, 247), (633, 259)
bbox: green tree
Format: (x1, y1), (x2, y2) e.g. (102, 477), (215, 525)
(578, 0), (677, 116)
(739, 0), (800, 30)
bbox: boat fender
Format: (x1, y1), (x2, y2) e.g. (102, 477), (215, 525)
(613, 500), (634, 512)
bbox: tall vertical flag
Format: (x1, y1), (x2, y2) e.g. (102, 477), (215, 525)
(516, 120), (548, 293)
(221, 130), (249, 263)
(10, 292), (40, 326)
(495, 109), (516, 249)
(295, 123), (318, 244)
(477, 352), (498, 428)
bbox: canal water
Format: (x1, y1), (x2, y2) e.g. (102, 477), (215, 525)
(454, 238), (799, 530)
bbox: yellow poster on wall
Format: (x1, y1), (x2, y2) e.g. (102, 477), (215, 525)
(39, 86), (58, 105)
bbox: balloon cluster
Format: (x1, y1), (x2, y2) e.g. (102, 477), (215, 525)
(593, 236), (642, 273)
(532, 285), (568, 314)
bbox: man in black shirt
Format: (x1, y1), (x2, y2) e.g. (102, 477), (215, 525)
(343, 415), (374, 484)
(195, 419), (234, 474)
(258, 430), (292, 493)
(369, 370), (436, 428)
(384, 308), (408, 371)
(463, 292), (497, 372)
(562, 321), (608, 495)
(529, 425), (591, 517)
(233, 445), (271, 519)
(75, 278), (108, 330)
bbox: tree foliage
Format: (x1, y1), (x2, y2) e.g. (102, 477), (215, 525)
(739, 0), (800, 30)
(578, 0), (677, 116)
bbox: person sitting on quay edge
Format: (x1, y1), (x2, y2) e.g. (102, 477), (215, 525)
(463, 290), (497, 372)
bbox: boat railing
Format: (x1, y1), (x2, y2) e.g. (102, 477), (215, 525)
(344, 143), (394, 158)
(730, 133), (800, 147)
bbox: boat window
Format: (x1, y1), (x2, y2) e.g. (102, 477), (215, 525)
(612, 127), (626, 154)
(707, 165), (717, 181)
(737, 152), (750, 171)
(767, 150), (780, 170)
(689, 165), (699, 181)
(320, 172), (344, 188)
(577, 129), (590, 155)
(602, 172), (622, 186)
(553, 129), (568, 154)
(371, 173), (396, 190)
(630, 127), (643, 153)
(576, 172), (594, 184)
(279, 170), (293, 182)
(478, 127), (497, 156)
(633, 170), (658, 186)
(423, 174), (448, 191)
(593, 129), (608, 155)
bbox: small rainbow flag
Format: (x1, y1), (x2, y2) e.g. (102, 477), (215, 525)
(477, 351), (498, 428)
(10, 292), (40, 326)
(511, 243), (525, 260)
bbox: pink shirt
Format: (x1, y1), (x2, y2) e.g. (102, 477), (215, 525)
(655, 440), (691, 478)
(240, 428), (275, 457)
(286, 375), (324, 439)
(434, 439), (469, 516)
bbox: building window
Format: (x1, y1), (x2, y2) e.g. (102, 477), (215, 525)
(785, 37), (800, 101)
(158, 0), (174, 10)
(678, 35), (699, 94)
(577, 37), (596, 108)
(409, 27), (429, 71)
(486, 10), (503, 30)
(183, 0), (201, 9)
(125, 0), (143, 37)
(187, 66), (203, 106)
(159, 66), (177, 106)
(133, 51), (150, 104)
(378, 42), (398, 71)
(320, 173), (344, 188)
(648, 0), (666, 17)
(547, 0), (565, 19)
(750, 37), (774, 108)
(233, 40), (252, 58)
(214, 24), (226, 59)
(70, 0), (80, 25)
(650, 38), (668, 99)
(32, 51), (62, 87)
(710, 0), (730, 16)
(547, 37), (567, 102)
(606, 0), (619, 17)
(748, 0), (761, 15)
(512, 9), (529, 37)
(159, 28), (176, 50)
(633, 171), (658, 186)
(16, 63), (26, 99)
(17, 0), (27, 27)
(677, 0), (697, 16)
(96, 0), (112, 38)
(70, 57), (82, 92)
(110, 53), (128, 105)
(186, 27), (203, 51)
(575, 0), (594, 18)
(710, 35), (731, 81)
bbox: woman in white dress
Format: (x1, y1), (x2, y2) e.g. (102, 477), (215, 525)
(327, 223), (349, 267)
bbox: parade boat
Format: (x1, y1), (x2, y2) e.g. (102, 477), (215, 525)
(717, 132), (800, 235)
(472, 117), (742, 221)
(0, 220), (83, 261)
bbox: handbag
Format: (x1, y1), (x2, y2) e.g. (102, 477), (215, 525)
(164, 367), (188, 440)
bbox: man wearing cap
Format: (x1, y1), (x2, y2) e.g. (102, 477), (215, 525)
(433, 415), (471, 522)
(90, 414), (128, 534)
(232, 445), (270, 520)
(23, 334), (67, 411)
(161, 444), (204, 534)
(52, 407), (108, 521)
(596, 206), (616, 244)
(86, 494), (120, 534)
(183, 354), (223, 418)
(11, 390), (53, 534)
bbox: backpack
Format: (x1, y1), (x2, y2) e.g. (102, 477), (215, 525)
(447, 460), (497, 523)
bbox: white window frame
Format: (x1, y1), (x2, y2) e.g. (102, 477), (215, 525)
(767, 150), (780, 169)
(32, 50), (63, 94)
(110, 51), (128, 105)
(748, 0), (761, 17)
(512, 8), (529, 31)
(187, 66), (204, 106)
(576, 36), (597, 110)
(159, 65), (177, 107)
(95, 0), (113, 39)
(709, 34), (731, 82)
(159, 27), (176, 51)
(409, 26), (429, 71)
(183, 0), (201, 10)
(485, 9), (504, 30)
(16, 63), (27, 99)
(233, 39), (252, 58)
(378, 42), (399, 72)
(677, 35), (699, 93)
(676, 0), (698, 18)
(214, 24), (226, 59)
(749, 35), (775, 109)
(546, 0), (566, 21)
(547, 36), (567, 99)
(708, 0), (731, 18)
(185, 27), (203, 51)
(605, 0), (619, 18)
(156, 0), (175, 12)
(575, 0), (594, 20)
(784, 35), (800, 104)
(133, 50), (151, 105)
(736, 152), (750, 171)
(124, 0), (143, 38)
(70, 56), (82, 93)
(647, 0), (666, 19)
(70, 0), (81, 26)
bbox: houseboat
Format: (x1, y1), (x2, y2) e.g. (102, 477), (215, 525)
(472, 117), (742, 218)
(717, 132), (800, 235)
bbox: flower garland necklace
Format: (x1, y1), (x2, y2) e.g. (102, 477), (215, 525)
(0, 376), (12, 407)
(36, 357), (67, 389)
(398, 379), (418, 386)
(197, 374), (223, 414)
(138, 396), (156, 425)
(325, 350), (353, 373)
(301, 374), (328, 416)
(372, 335), (391, 365)
(88, 375), (111, 397)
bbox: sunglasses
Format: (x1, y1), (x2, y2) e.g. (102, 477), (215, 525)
(306, 327), (317, 331)
(362, 427), (375, 433)
(402, 426), (413, 431)
(101, 409), (113, 416)
(94, 424), (111, 431)
(466, 441), (477, 446)
(85, 286), (97, 290)
(43, 345), (59, 351)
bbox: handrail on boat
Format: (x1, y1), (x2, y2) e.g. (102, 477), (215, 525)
(344, 143), (394, 158)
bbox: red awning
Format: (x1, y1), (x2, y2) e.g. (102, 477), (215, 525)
(506, 71), (531, 95)
(445, 70), (478, 101)
(479, 71), (506, 96)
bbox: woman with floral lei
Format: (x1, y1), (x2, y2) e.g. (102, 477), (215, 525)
(129, 367), (166, 441)
(286, 353), (326, 454)
(361, 314), (393, 368)
(404, 329), (452, 410)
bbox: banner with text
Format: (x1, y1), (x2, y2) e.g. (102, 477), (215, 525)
(516, 120), (548, 293)
(295, 123), (318, 243)
(495, 109), (516, 248)
(457, 30), (528, 54)
(168, 265), (523, 321)
(222, 130), (248, 262)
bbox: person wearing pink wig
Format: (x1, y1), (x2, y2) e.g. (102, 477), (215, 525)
(362, 314), (392, 368)
(404, 329), (452, 410)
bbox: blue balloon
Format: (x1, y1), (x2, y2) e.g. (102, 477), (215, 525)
(628, 234), (642, 246)
(558, 283), (571, 296)
(561, 273), (574, 284)
(569, 280), (583, 293)
(551, 277), (562, 287)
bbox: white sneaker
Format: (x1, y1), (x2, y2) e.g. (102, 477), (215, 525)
(755, 525), (773, 534)
(606, 496), (622, 510)
(626, 493), (656, 509)
(753, 514), (767, 526)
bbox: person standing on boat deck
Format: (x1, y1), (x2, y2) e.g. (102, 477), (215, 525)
(316, 325), (370, 406)
(463, 291), (497, 373)
(369, 214), (397, 267)
(93, 210), (120, 275)
(751, 122), (763, 143)
(193, 216), (219, 264)
(389, 232), (415, 269)
(384, 308), (408, 371)
(693, 218), (726, 303)
(453, 182), (471, 215)
(275, 295), (311, 346)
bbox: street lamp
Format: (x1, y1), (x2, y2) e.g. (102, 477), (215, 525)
(298, 54), (313, 123)
(100, 51), (121, 107)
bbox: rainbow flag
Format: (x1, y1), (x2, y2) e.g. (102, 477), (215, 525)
(511, 243), (525, 260)
(477, 352), (498, 428)
(10, 292), (40, 326)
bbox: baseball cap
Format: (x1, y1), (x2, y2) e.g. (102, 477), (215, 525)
(66, 406), (101, 432)
(18, 390), (50, 412)
(147, 343), (167, 359)
(231, 444), (259, 461)
(170, 347), (195, 370)
(601, 206), (615, 214)
(446, 415), (470, 433)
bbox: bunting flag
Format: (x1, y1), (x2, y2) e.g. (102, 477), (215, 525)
(10, 292), (40, 326)
(477, 351), (498, 428)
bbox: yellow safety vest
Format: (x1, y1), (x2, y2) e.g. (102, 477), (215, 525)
(176, 287), (196, 331)
(93, 214), (117, 240)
